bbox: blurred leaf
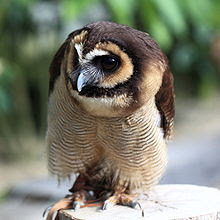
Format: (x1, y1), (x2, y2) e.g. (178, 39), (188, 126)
(182, 0), (212, 26)
(0, 89), (10, 113)
(105, 0), (137, 26)
(149, 18), (172, 51)
(0, 60), (15, 113)
(194, 25), (212, 45)
(209, 0), (220, 28)
(172, 43), (197, 73)
(139, 0), (172, 50)
(153, 0), (187, 37)
(61, 0), (99, 20)
(199, 63), (218, 98)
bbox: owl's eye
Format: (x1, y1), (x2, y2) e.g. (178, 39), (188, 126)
(93, 55), (120, 72)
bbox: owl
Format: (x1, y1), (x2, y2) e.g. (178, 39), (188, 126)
(45, 21), (174, 219)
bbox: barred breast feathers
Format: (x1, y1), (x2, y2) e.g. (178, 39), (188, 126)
(95, 98), (167, 192)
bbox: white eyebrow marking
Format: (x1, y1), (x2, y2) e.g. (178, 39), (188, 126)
(84, 49), (109, 62)
(74, 44), (109, 65)
(74, 43), (83, 63)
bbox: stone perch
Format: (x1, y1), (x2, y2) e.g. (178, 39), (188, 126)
(58, 184), (220, 220)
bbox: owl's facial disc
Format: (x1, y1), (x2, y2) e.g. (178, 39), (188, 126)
(69, 40), (135, 99)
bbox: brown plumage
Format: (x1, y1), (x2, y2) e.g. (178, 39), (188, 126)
(46, 21), (174, 219)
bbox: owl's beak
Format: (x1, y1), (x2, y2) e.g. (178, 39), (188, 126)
(77, 72), (87, 92)
(76, 67), (100, 92)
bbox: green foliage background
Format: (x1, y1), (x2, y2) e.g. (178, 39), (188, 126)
(0, 0), (219, 161)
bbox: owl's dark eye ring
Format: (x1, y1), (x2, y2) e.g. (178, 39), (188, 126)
(93, 55), (120, 72)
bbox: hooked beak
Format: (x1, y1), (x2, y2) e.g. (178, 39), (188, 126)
(77, 71), (87, 92)
(76, 66), (101, 93)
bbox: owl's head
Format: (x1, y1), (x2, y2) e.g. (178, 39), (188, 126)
(49, 21), (173, 119)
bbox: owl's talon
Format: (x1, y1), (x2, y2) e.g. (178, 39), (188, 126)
(44, 190), (89, 220)
(42, 205), (52, 217)
(127, 200), (142, 210)
(128, 201), (139, 208)
(101, 190), (142, 213)
(44, 197), (73, 220)
(128, 201), (144, 217)
(101, 201), (114, 210)
(72, 201), (84, 211)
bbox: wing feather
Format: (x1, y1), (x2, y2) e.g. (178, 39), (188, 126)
(155, 67), (175, 139)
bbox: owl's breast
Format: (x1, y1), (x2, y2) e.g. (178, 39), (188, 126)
(94, 100), (167, 191)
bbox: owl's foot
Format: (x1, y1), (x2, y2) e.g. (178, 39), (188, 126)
(44, 190), (101, 220)
(102, 190), (143, 214)
(43, 195), (73, 220)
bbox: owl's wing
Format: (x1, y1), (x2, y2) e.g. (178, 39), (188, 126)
(155, 68), (175, 139)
